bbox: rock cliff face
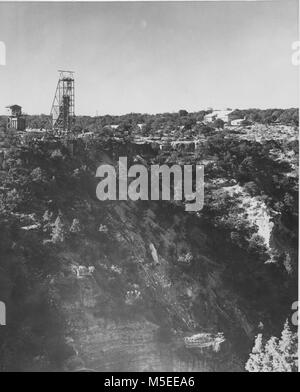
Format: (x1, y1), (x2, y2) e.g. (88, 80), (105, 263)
(223, 184), (275, 249)
(51, 194), (288, 371)
(54, 200), (247, 372)
(0, 138), (296, 372)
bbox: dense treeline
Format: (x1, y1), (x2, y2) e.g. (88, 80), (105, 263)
(230, 108), (298, 126)
(0, 107), (298, 134)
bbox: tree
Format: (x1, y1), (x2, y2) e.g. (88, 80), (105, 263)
(195, 123), (214, 136)
(182, 118), (195, 131)
(30, 167), (45, 183)
(278, 321), (298, 372)
(69, 218), (81, 233)
(213, 118), (224, 129)
(246, 321), (298, 372)
(179, 109), (188, 117)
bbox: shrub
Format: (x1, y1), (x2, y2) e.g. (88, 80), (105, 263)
(246, 321), (298, 372)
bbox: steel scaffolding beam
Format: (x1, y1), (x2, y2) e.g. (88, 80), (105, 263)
(50, 70), (75, 133)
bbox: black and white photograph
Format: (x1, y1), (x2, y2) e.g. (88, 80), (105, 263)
(0, 0), (299, 374)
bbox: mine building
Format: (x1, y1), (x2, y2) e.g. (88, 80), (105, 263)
(6, 104), (26, 131)
(204, 109), (234, 124)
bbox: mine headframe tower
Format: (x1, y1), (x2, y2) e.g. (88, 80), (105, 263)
(50, 70), (75, 133)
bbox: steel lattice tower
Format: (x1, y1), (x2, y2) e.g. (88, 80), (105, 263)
(50, 70), (75, 133)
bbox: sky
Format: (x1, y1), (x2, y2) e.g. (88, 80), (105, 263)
(0, 0), (299, 115)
